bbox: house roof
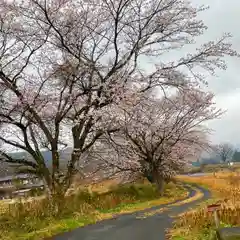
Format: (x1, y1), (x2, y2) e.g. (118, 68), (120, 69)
(0, 174), (37, 182)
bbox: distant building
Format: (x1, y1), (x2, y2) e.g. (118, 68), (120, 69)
(0, 174), (44, 199)
(0, 146), (120, 198)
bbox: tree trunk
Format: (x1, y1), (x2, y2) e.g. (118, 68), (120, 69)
(152, 168), (165, 196)
(44, 180), (66, 215)
(63, 150), (80, 191)
(43, 178), (52, 197)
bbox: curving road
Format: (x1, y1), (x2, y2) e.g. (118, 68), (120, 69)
(49, 183), (211, 240)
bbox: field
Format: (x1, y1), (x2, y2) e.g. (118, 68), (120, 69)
(0, 179), (187, 240)
(186, 163), (240, 175)
(169, 172), (240, 240)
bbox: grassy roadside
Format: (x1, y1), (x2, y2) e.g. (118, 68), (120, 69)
(168, 174), (240, 240)
(0, 181), (187, 240)
(169, 176), (220, 240)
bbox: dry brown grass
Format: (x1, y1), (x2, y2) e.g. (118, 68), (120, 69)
(170, 172), (240, 239)
(0, 181), (187, 240)
(177, 172), (240, 202)
(85, 179), (120, 193)
(0, 179), (119, 212)
(176, 200), (240, 229)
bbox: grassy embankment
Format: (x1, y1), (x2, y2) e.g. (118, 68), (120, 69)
(169, 172), (240, 240)
(0, 179), (187, 240)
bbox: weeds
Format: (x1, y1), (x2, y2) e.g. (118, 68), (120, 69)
(0, 181), (186, 240)
(170, 172), (240, 240)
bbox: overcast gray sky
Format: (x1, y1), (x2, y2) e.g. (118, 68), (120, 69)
(146, 0), (240, 146)
(189, 0), (240, 146)
(5, 0), (240, 151)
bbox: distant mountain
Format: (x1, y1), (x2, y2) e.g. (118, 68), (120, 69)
(0, 148), (106, 180)
(0, 149), (72, 178)
(8, 148), (72, 163)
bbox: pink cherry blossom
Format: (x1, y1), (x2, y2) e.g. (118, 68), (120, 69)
(0, 0), (237, 195)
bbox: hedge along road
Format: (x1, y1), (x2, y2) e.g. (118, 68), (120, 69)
(49, 183), (211, 240)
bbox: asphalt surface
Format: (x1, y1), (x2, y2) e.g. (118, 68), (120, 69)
(49, 183), (211, 240)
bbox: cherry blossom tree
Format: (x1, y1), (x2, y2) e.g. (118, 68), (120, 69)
(94, 89), (222, 194)
(0, 0), (238, 196)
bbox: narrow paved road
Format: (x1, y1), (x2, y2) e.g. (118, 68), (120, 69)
(50, 183), (211, 240)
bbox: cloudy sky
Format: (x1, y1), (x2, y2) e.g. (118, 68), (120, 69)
(189, 0), (240, 146)
(143, 0), (240, 146)
(4, 0), (240, 151)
